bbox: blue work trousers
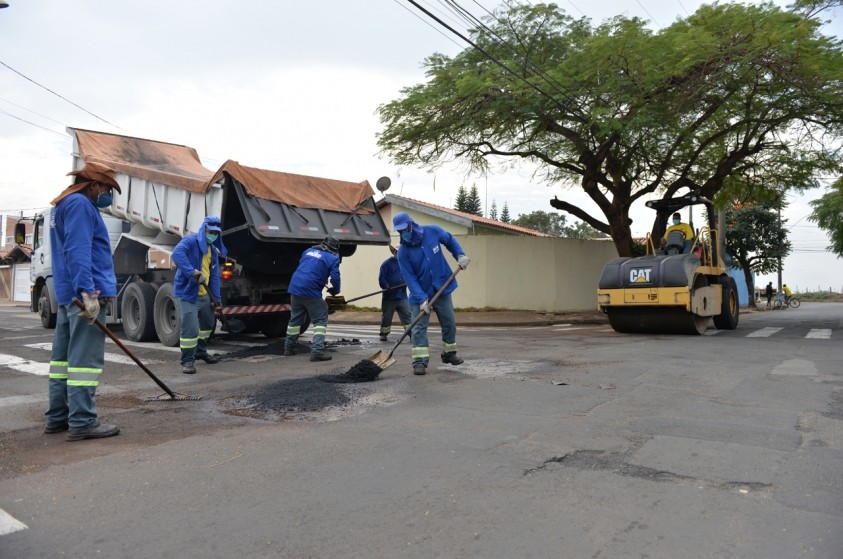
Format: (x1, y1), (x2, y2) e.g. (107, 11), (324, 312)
(177, 295), (215, 365)
(380, 298), (412, 337)
(409, 293), (457, 366)
(285, 295), (329, 356)
(46, 303), (107, 430)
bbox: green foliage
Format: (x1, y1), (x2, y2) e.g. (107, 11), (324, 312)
(376, 2), (843, 257)
(809, 177), (843, 256)
(500, 203), (511, 223)
(513, 210), (606, 238)
(489, 200), (498, 220)
(454, 185), (468, 212)
(465, 184), (483, 216)
(725, 202), (792, 276)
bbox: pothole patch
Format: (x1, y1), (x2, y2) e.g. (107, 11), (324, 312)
(219, 377), (400, 422)
(447, 358), (543, 379)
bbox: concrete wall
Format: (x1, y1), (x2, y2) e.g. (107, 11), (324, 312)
(340, 235), (618, 312)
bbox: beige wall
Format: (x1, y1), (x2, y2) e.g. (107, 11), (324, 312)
(341, 235), (618, 312)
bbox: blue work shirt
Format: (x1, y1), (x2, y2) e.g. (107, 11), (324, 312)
(378, 256), (408, 301)
(397, 224), (463, 305)
(288, 247), (341, 299)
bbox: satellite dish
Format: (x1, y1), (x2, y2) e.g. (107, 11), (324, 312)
(376, 176), (391, 193)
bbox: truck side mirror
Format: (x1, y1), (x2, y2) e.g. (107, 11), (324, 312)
(14, 222), (26, 245)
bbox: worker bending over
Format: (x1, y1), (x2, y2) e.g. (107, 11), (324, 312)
(284, 236), (341, 362)
(393, 212), (470, 376)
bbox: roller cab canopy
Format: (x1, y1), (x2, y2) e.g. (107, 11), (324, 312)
(68, 128), (390, 247)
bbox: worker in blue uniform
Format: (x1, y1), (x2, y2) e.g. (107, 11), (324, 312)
(378, 244), (411, 342)
(172, 215), (228, 374)
(393, 212), (470, 376)
(45, 161), (122, 441)
(283, 236), (341, 362)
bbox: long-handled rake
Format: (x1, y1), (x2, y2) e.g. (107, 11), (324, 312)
(325, 284), (407, 312)
(320, 267), (461, 383)
(72, 299), (201, 401)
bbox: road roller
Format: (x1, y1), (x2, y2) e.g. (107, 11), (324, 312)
(597, 194), (739, 335)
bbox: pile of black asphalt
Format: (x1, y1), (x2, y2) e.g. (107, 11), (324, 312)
(318, 359), (382, 384)
(243, 376), (375, 417)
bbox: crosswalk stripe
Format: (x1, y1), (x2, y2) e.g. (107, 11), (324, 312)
(746, 327), (783, 338)
(0, 508), (27, 536)
(25, 343), (162, 366)
(0, 354), (48, 375)
(805, 329), (832, 339)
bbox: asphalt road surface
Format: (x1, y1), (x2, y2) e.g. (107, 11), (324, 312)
(0, 303), (841, 558)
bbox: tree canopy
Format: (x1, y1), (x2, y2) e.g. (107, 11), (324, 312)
(809, 177), (843, 256)
(513, 210), (604, 238)
(724, 201), (792, 308)
(377, 1), (843, 256)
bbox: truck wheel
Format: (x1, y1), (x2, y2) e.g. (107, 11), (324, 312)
(38, 284), (57, 329)
(121, 282), (157, 342)
(713, 276), (739, 330)
(153, 282), (181, 347)
(261, 312), (310, 338)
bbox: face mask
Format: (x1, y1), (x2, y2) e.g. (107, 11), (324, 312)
(400, 231), (413, 243)
(95, 192), (113, 209)
(205, 232), (218, 244)
(672, 219), (680, 225)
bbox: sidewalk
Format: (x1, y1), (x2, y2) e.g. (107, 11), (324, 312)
(330, 309), (609, 327)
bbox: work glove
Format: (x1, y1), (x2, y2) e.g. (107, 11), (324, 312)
(457, 254), (470, 270)
(419, 300), (430, 315)
(328, 286), (339, 296)
(213, 301), (222, 315)
(79, 291), (101, 325)
(192, 270), (207, 284)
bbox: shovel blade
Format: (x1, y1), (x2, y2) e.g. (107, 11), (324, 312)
(367, 350), (395, 369)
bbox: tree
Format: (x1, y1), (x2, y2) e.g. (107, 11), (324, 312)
(465, 184), (483, 216)
(489, 200), (498, 220)
(809, 177), (843, 257)
(377, 2), (843, 257)
(513, 211), (570, 236)
(500, 203), (511, 223)
(453, 185), (468, 213)
(564, 220), (606, 240)
(724, 202), (792, 309)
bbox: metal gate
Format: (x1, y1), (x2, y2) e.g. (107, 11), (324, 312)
(13, 263), (30, 302)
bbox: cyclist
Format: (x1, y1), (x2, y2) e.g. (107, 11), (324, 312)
(782, 284), (793, 306)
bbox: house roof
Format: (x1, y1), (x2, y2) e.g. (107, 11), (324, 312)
(0, 244), (32, 263)
(379, 194), (549, 237)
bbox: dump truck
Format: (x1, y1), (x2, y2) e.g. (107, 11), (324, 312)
(27, 127), (390, 345)
(596, 193), (739, 335)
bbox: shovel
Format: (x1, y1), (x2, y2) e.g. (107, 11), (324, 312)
(326, 284), (407, 311)
(366, 267), (460, 370)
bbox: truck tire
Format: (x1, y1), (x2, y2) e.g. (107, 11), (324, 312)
(713, 276), (739, 330)
(38, 283), (57, 329)
(260, 311), (310, 338)
(153, 282), (181, 347)
(121, 282), (157, 342)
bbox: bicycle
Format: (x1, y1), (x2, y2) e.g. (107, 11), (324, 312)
(773, 295), (800, 309)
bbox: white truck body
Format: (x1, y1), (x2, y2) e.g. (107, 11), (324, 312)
(28, 128), (390, 345)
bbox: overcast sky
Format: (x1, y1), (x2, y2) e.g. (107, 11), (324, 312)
(1, 0), (841, 292)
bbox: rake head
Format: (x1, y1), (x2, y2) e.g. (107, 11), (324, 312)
(145, 392), (203, 402)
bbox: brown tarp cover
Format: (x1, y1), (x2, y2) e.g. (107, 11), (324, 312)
(73, 129), (375, 213)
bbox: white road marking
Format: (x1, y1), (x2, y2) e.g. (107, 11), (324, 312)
(0, 508), (28, 536)
(25, 343), (162, 366)
(0, 354), (48, 375)
(805, 329), (832, 339)
(746, 327), (783, 338)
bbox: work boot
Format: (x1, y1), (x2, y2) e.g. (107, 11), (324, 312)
(66, 422), (120, 442)
(413, 364), (427, 376)
(441, 351), (464, 366)
(44, 421), (69, 434)
(283, 348), (297, 356)
(310, 353), (332, 362)
(379, 335), (388, 342)
(182, 362), (196, 374)
(195, 353), (219, 364)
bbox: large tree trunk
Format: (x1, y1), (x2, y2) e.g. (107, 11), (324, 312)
(741, 266), (757, 309)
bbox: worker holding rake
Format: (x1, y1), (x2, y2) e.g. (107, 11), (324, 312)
(378, 245), (411, 342)
(45, 162), (122, 441)
(392, 212), (470, 376)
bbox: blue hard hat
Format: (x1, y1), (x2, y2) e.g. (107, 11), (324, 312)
(393, 212), (412, 231)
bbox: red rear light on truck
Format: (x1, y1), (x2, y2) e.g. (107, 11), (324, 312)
(222, 261), (234, 281)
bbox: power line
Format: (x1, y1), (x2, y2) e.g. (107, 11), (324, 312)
(0, 59), (123, 130)
(0, 108), (66, 138)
